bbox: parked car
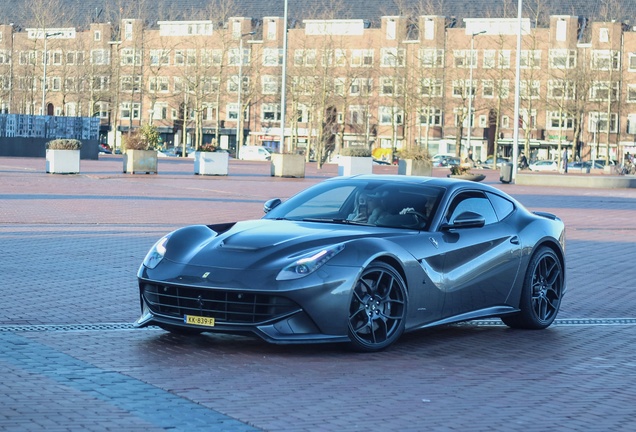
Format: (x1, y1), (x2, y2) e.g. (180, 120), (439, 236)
(432, 154), (461, 167)
(529, 160), (559, 172)
(479, 156), (510, 169)
(239, 145), (272, 161)
(98, 143), (112, 154)
(136, 175), (566, 352)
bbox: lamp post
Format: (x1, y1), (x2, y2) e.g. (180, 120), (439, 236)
(466, 30), (485, 159)
(512, 0), (523, 181)
(41, 31), (63, 115)
(279, 0), (289, 153)
(236, 31), (255, 157)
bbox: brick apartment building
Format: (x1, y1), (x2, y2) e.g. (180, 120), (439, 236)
(1, 12), (636, 163)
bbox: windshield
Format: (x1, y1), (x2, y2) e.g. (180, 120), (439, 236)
(264, 179), (444, 231)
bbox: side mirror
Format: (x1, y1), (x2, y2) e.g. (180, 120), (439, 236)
(440, 211), (486, 230)
(263, 198), (282, 213)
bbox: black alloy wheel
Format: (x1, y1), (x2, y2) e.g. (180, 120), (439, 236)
(348, 262), (407, 352)
(502, 246), (564, 329)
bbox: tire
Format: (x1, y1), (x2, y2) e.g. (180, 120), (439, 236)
(502, 246), (564, 329)
(348, 262), (407, 352)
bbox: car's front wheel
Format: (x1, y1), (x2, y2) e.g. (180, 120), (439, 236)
(502, 246), (564, 329)
(348, 262), (407, 352)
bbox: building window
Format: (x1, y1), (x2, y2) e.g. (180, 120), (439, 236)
(547, 80), (575, 100)
(152, 103), (169, 120)
(482, 80), (494, 98)
(483, 50), (495, 69)
(351, 49), (374, 67)
(293, 49), (317, 67)
(263, 48), (283, 66)
(322, 49), (347, 67)
(628, 53), (636, 71)
(591, 50), (620, 71)
(588, 112), (617, 133)
(20, 50), (37, 65)
(599, 28), (609, 43)
(150, 49), (170, 66)
(379, 106), (403, 125)
(349, 105), (367, 125)
(121, 76), (141, 92)
(262, 75), (279, 94)
(498, 50), (511, 69)
(201, 49), (222, 66)
(453, 49), (476, 68)
(229, 48), (250, 66)
(120, 102), (140, 119)
(93, 102), (109, 119)
(94, 30), (101, 41)
(627, 84), (636, 103)
(520, 80), (540, 99)
(547, 111), (574, 130)
(350, 78), (372, 96)
(520, 50), (541, 68)
(380, 77), (403, 96)
(92, 76), (109, 90)
(228, 75), (249, 93)
(149, 76), (169, 93)
(419, 49), (443, 68)
(418, 107), (442, 126)
(589, 81), (619, 101)
(519, 109), (537, 129)
(380, 48), (405, 67)
(556, 18), (567, 42)
(501, 115), (510, 128)
(452, 80), (475, 98)
(121, 48), (140, 66)
(291, 76), (314, 95)
(52, 51), (63, 65)
(262, 103), (281, 122)
(334, 77), (345, 96)
(549, 49), (576, 69)
(420, 78), (442, 97)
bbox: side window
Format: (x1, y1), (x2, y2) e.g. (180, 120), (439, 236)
(445, 191), (498, 225)
(487, 192), (515, 221)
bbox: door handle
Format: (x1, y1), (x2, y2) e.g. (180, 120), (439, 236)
(510, 236), (520, 245)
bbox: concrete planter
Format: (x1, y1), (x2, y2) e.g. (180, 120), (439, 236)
(270, 153), (305, 178)
(123, 149), (158, 174)
(398, 159), (432, 176)
(338, 156), (373, 176)
(194, 151), (229, 176)
(46, 149), (81, 174)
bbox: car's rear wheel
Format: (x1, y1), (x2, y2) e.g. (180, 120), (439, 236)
(502, 246), (563, 329)
(348, 262), (407, 352)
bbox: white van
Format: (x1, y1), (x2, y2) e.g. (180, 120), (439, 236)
(239, 145), (272, 161)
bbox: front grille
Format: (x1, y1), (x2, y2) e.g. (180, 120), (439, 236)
(142, 283), (300, 324)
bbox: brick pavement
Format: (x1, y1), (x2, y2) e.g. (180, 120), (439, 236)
(1, 155), (635, 431)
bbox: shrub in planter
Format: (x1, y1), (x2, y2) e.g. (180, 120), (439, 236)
(340, 147), (372, 157)
(123, 127), (159, 174)
(45, 139), (82, 174)
(397, 146), (432, 176)
(46, 139), (82, 150)
(194, 144), (229, 176)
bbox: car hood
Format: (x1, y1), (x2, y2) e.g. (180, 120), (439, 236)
(164, 219), (408, 270)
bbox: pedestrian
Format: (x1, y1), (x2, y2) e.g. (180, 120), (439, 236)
(561, 148), (568, 174)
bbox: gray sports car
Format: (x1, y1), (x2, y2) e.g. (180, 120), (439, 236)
(135, 175), (566, 352)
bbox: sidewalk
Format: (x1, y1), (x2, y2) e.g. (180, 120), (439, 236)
(1, 155), (636, 431)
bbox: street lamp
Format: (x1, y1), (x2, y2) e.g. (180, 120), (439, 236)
(237, 31), (255, 156)
(42, 31), (63, 115)
(466, 30), (485, 159)
(512, 0), (523, 181)
(279, 0), (289, 153)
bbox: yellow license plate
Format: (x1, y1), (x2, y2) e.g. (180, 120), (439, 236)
(184, 315), (215, 327)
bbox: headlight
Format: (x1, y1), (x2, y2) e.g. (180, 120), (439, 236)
(142, 235), (170, 269)
(277, 244), (345, 281)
